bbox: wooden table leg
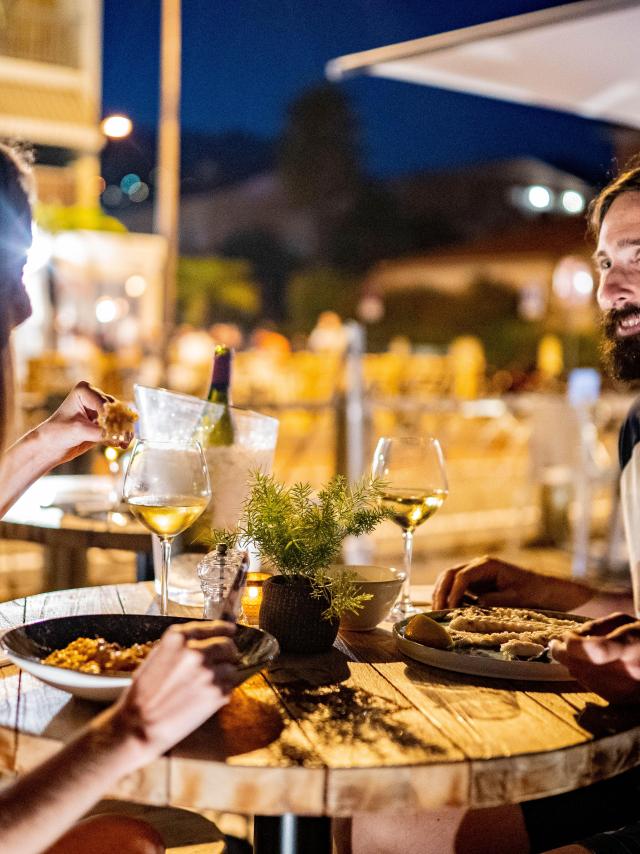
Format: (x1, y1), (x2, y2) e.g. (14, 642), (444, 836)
(253, 815), (332, 854)
(43, 545), (88, 590)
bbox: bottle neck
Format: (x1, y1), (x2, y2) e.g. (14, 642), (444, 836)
(208, 385), (230, 405)
(207, 347), (233, 404)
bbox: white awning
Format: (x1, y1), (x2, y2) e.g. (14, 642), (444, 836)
(326, 0), (640, 129)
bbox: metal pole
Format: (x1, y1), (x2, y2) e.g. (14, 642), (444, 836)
(154, 0), (182, 374)
(253, 815), (332, 853)
(344, 320), (366, 483)
(341, 321), (374, 564)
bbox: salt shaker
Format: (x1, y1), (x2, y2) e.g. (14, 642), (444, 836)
(197, 543), (229, 618)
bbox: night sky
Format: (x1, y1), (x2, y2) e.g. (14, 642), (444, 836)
(102, 0), (615, 182)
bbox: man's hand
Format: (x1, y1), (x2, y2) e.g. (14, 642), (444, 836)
(432, 555), (592, 612)
(42, 381), (128, 466)
(551, 613), (640, 704)
(107, 620), (239, 767)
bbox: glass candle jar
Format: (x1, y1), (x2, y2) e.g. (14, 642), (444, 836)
(240, 572), (270, 625)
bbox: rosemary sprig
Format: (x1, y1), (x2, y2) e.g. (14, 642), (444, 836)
(209, 473), (388, 621)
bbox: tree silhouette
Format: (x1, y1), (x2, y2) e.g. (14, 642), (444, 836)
(221, 229), (299, 322)
(279, 84), (363, 262)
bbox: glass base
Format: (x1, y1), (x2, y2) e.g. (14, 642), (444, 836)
(153, 576), (204, 606)
(389, 600), (420, 622)
(153, 551), (204, 606)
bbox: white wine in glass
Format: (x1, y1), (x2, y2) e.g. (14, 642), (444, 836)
(372, 436), (448, 619)
(123, 440), (211, 615)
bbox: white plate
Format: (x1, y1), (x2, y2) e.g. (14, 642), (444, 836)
(394, 610), (588, 682)
(2, 614), (279, 702)
(5, 656), (131, 702)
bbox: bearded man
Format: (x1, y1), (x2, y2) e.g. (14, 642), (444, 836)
(345, 164), (640, 854)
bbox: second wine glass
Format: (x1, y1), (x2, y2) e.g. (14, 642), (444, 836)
(123, 439), (211, 615)
(372, 436), (448, 620)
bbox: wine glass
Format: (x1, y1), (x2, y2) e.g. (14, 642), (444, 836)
(372, 436), (448, 620)
(123, 439), (211, 615)
(103, 444), (127, 511)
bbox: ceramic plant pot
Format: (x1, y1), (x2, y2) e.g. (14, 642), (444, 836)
(259, 575), (339, 654)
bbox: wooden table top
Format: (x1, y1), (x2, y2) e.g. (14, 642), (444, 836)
(0, 582), (639, 817)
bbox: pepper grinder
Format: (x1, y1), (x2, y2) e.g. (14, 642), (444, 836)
(198, 543), (229, 619)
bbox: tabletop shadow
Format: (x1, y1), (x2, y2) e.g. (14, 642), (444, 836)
(577, 702), (640, 739)
(175, 688), (285, 759)
(266, 647), (351, 687)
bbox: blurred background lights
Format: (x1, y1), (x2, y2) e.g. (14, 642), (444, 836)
(128, 181), (149, 202)
(101, 185), (123, 207)
(120, 173), (140, 193)
(95, 297), (118, 323)
(527, 185), (552, 210)
(125, 274), (147, 297)
(53, 232), (87, 265)
(553, 255), (594, 304)
(574, 270), (594, 295)
(101, 114), (132, 139)
(561, 189), (585, 214)
(24, 225), (52, 276)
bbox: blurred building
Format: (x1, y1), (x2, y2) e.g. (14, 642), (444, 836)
(365, 217), (590, 296)
(122, 171), (317, 258)
(0, 0), (103, 205)
(390, 157), (592, 248)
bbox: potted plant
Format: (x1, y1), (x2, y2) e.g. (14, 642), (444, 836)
(213, 473), (387, 653)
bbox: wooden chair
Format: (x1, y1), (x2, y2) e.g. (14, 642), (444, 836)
(84, 800), (228, 853)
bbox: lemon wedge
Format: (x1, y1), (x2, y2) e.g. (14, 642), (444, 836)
(405, 614), (452, 650)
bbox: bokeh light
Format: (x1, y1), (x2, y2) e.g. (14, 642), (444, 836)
(125, 275), (147, 297)
(120, 173), (141, 193)
(95, 297), (118, 323)
(101, 115), (133, 139)
(561, 190), (585, 214)
(102, 185), (123, 207)
(128, 181), (149, 202)
(527, 185), (552, 210)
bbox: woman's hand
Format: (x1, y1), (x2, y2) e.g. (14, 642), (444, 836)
(0, 621), (239, 854)
(42, 381), (125, 466)
(0, 381), (134, 517)
(107, 620), (239, 767)
(432, 555), (592, 612)
(551, 613), (640, 705)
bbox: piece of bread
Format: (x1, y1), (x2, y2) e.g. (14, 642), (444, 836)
(99, 400), (138, 444)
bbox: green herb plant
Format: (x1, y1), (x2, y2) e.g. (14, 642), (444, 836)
(210, 472), (388, 621)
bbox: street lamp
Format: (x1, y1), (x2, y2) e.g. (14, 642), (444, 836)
(101, 114), (133, 139)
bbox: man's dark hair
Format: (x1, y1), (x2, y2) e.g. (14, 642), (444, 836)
(588, 155), (640, 239)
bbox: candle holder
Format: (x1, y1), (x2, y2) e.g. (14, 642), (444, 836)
(241, 572), (270, 625)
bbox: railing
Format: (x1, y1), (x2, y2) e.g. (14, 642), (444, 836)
(0, 1), (80, 67)
(19, 335), (630, 571)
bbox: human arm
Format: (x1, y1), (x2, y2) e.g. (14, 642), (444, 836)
(0, 620), (238, 854)
(0, 381), (127, 517)
(550, 613), (640, 704)
(432, 555), (594, 612)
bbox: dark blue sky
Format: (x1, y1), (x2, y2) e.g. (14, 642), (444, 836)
(102, 0), (615, 181)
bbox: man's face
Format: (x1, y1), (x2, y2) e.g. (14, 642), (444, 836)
(596, 191), (640, 380)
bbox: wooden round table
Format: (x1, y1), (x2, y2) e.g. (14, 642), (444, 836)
(0, 476), (151, 589)
(0, 583), (639, 853)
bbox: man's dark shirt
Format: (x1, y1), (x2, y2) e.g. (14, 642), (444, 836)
(619, 396), (640, 471)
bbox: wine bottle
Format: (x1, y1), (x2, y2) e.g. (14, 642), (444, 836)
(176, 345), (235, 556)
(206, 344), (234, 446)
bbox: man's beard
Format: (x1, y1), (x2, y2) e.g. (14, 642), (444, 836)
(601, 304), (640, 381)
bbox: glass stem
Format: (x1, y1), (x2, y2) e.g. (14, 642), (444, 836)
(400, 528), (414, 610)
(108, 460), (120, 511)
(160, 537), (172, 616)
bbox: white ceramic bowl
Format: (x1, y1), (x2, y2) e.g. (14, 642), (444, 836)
(1, 614), (279, 702)
(329, 565), (405, 631)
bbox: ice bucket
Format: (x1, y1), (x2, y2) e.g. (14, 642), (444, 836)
(134, 385), (279, 604)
